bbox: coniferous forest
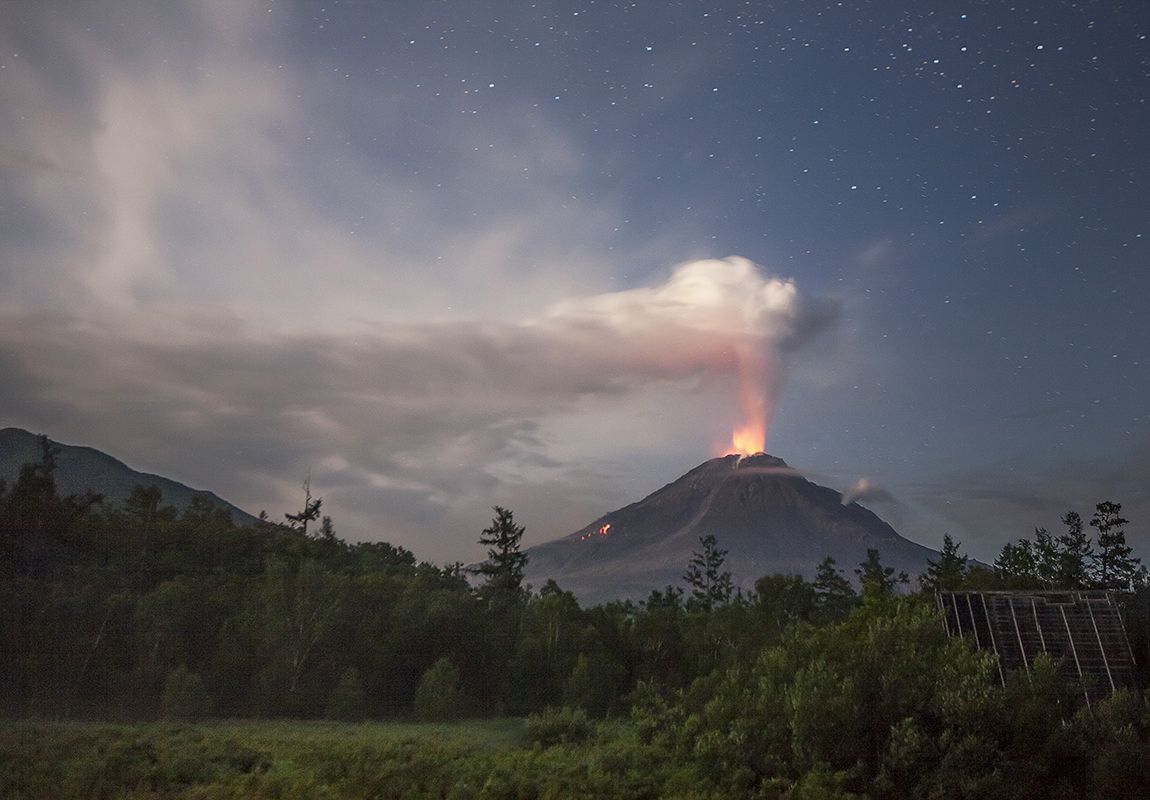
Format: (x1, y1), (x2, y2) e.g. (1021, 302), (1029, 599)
(4, 438), (1150, 798)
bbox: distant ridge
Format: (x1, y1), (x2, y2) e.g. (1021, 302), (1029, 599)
(527, 453), (939, 603)
(0, 427), (260, 526)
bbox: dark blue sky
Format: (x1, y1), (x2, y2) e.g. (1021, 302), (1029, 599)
(1, 0), (1147, 564)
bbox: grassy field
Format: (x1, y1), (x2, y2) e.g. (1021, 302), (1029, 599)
(0, 716), (677, 800)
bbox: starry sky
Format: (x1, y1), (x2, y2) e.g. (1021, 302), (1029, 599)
(2, 0), (1148, 566)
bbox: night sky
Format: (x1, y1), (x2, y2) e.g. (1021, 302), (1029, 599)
(2, 0), (1148, 566)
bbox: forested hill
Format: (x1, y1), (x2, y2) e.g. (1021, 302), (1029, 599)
(0, 427), (259, 526)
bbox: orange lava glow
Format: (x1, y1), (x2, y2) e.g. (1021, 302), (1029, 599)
(729, 421), (766, 456)
(580, 523), (613, 542)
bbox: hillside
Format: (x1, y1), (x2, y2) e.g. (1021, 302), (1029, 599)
(0, 427), (259, 526)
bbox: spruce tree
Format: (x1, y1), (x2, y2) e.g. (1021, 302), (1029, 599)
(855, 548), (908, 599)
(813, 556), (856, 620)
(285, 477), (322, 535)
(995, 529), (1061, 589)
(995, 539), (1037, 586)
(1054, 511), (1093, 588)
(921, 534), (969, 592)
(682, 533), (733, 611)
(477, 506), (529, 602)
(1090, 501), (1142, 591)
(1031, 527), (1060, 587)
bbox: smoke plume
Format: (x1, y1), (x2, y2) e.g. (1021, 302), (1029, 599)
(542, 256), (834, 446)
(842, 478), (897, 506)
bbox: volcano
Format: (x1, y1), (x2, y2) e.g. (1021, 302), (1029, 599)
(526, 453), (938, 603)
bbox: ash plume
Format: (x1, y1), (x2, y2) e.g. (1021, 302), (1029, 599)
(542, 256), (836, 442)
(842, 478), (897, 506)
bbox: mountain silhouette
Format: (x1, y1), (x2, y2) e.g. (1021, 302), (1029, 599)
(0, 427), (259, 526)
(527, 453), (938, 603)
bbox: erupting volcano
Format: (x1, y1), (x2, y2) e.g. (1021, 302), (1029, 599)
(526, 453), (939, 604)
(728, 424), (766, 457)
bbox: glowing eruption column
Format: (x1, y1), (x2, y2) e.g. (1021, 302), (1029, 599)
(552, 256), (807, 458)
(727, 343), (774, 456)
(730, 422), (765, 457)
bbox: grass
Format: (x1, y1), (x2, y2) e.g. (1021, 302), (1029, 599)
(0, 717), (545, 800)
(0, 716), (695, 800)
(0, 715), (696, 799)
(202, 716), (528, 750)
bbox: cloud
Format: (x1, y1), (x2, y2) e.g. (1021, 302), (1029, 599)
(0, 257), (835, 560)
(542, 256), (830, 373)
(0, 0), (656, 328)
(0, 3), (845, 562)
(842, 478), (897, 506)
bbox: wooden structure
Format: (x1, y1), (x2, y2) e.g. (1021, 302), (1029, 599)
(937, 590), (1138, 705)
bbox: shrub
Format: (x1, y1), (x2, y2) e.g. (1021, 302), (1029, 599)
(526, 706), (594, 747)
(413, 658), (461, 721)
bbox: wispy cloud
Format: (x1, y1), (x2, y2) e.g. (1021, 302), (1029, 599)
(0, 0), (651, 328)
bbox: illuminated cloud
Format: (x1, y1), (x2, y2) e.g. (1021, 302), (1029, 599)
(0, 257), (835, 559)
(842, 478), (897, 507)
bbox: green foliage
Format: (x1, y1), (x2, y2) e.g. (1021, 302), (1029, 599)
(0, 719), (530, 800)
(920, 534), (969, 592)
(989, 512), (1096, 592)
(995, 537), (1042, 587)
(0, 456), (486, 719)
(7, 596), (1150, 799)
(284, 477), (323, 534)
(476, 506), (529, 603)
(6, 445), (1150, 798)
(256, 557), (348, 714)
(854, 547), (908, 600)
(161, 665), (212, 720)
(0, 436), (103, 575)
(996, 501), (1147, 593)
(633, 587), (689, 689)
(4, 435), (62, 531)
(754, 574), (816, 625)
(683, 533), (734, 611)
(414, 657), (462, 721)
(813, 556), (856, 621)
(526, 706), (595, 747)
(1056, 511), (1094, 588)
(125, 484), (163, 527)
(562, 653), (616, 716)
(1091, 501), (1145, 591)
(327, 668), (367, 721)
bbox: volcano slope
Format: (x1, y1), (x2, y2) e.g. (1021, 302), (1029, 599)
(526, 453), (938, 604)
